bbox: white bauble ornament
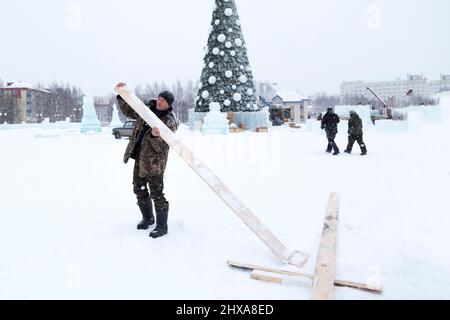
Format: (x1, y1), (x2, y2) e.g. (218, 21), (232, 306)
(208, 76), (217, 85)
(209, 62), (215, 68)
(224, 99), (231, 107)
(217, 34), (226, 42)
(239, 75), (248, 83)
(233, 93), (242, 102)
(225, 70), (233, 78)
(202, 91), (209, 99)
(235, 38), (243, 46)
(224, 8), (233, 16)
(212, 48), (220, 55)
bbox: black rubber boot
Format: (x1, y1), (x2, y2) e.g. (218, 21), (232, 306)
(150, 204), (169, 239)
(137, 197), (155, 230)
(332, 142), (340, 155)
(361, 144), (368, 156)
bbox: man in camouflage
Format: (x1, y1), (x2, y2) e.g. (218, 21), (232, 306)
(116, 82), (179, 238)
(345, 111), (368, 156)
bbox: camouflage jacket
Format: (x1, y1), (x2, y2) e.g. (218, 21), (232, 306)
(117, 95), (179, 177)
(348, 114), (363, 136)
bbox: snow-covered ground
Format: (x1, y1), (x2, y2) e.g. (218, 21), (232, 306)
(1, 99), (450, 300)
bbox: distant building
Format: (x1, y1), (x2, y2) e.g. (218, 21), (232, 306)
(272, 91), (310, 123)
(0, 81), (52, 124)
(341, 74), (450, 101)
(430, 74), (450, 94)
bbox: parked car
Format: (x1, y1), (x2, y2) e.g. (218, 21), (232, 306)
(112, 120), (136, 139)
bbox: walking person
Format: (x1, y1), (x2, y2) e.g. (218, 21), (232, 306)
(345, 111), (368, 156)
(321, 107), (341, 155)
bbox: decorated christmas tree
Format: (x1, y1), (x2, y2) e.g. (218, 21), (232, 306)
(195, 0), (259, 113)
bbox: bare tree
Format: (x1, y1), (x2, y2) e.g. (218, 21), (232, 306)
(255, 81), (277, 101)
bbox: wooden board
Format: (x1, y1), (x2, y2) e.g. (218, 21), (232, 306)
(228, 260), (382, 293)
(311, 193), (340, 300)
(250, 270), (283, 285)
(115, 85), (309, 268)
(229, 127), (244, 133)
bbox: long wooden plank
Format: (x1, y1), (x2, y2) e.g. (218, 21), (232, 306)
(311, 193), (340, 300)
(115, 85), (309, 268)
(228, 260), (382, 293)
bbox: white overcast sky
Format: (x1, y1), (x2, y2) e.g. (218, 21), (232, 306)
(1, 0), (449, 96)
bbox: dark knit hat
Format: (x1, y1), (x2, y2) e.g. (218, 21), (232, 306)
(158, 90), (175, 106)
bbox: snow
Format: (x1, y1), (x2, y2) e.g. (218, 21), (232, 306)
(1, 98), (450, 299)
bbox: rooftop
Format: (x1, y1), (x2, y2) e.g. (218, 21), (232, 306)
(1, 81), (51, 94)
(273, 91), (308, 102)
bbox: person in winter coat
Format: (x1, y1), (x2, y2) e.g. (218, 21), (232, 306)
(321, 107), (341, 155)
(116, 82), (179, 238)
(345, 111), (367, 156)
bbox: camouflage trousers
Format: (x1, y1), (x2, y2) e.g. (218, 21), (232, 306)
(346, 135), (367, 153)
(133, 160), (168, 210)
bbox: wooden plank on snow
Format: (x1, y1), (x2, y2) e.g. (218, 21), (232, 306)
(250, 270), (283, 285)
(311, 193), (340, 300)
(228, 260), (382, 293)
